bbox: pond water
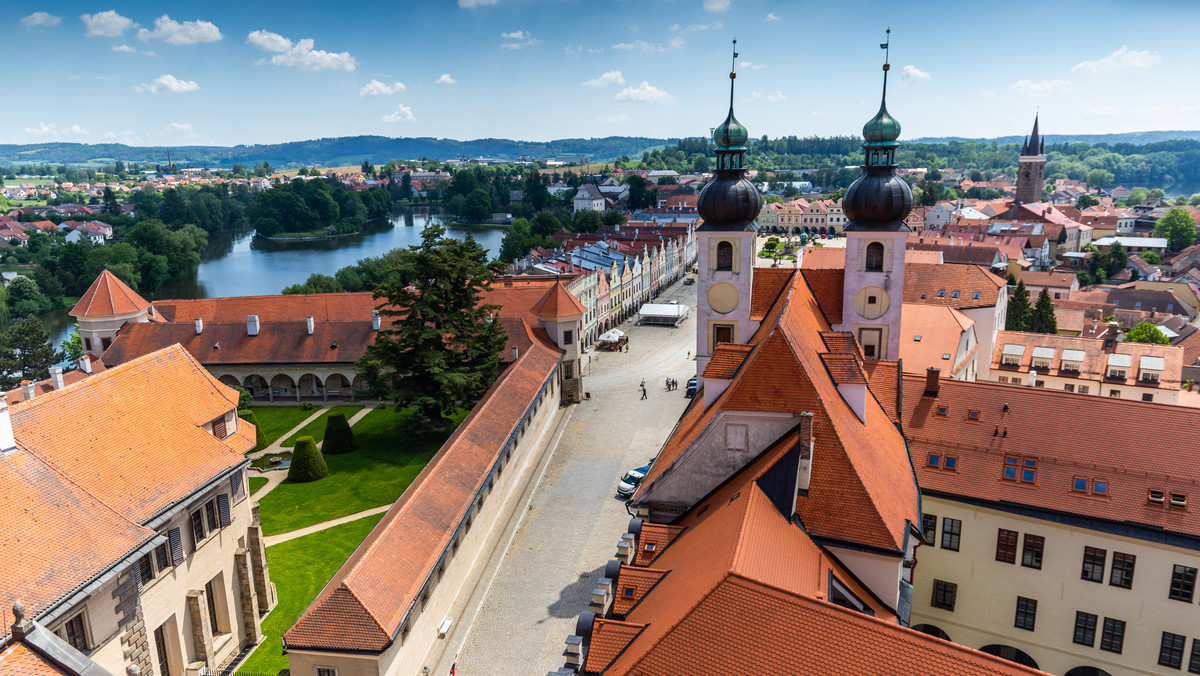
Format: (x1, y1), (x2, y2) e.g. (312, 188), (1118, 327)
(41, 206), (507, 352)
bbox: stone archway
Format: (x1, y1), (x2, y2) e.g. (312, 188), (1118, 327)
(243, 374), (270, 400)
(298, 373), (325, 400)
(352, 375), (371, 395)
(1064, 668), (1113, 676)
(911, 624), (951, 641)
(270, 374), (297, 401)
(325, 373), (352, 401)
(979, 644), (1039, 670)
(218, 375), (240, 389)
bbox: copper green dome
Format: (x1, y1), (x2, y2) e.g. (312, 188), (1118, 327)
(714, 107), (748, 149)
(863, 100), (901, 143)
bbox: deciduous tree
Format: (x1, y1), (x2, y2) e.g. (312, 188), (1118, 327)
(1125, 321), (1170, 345)
(1154, 207), (1197, 252)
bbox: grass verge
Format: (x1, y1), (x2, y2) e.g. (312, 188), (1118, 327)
(243, 406), (313, 452)
(248, 477), (269, 496)
(235, 514), (384, 676)
(280, 405), (363, 447)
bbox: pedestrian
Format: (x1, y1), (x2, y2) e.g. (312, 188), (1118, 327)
(687, 350), (691, 360)
(640, 378), (646, 388)
(665, 377), (670, 391)
(640, 385), (647, 400)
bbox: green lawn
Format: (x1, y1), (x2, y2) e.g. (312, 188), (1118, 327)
(236, 514), (384, 676)
(242, 406), (313, 452)
(255, 407), (464, 536)
(248, 477), (269, 496)
(279, 405), (363, 447)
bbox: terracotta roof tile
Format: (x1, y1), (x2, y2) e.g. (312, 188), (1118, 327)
(532, 282), (586, 318)
(632, 524), (685, 567)
(151, 292), (377, 323)
(68, 270), (149, 317)
(749, 268), (793, 321)
(612, 566), (667, 616)
(103, 320), (374, 367)
(4, 370), (92, 405)
(0, 643), (70, 676)
(900, 304), (975, 377)
(902, 375), (1200, 539)
(701, 343), (753, 380)
(0, 449), (154, 619)
(990, 330), (1182, 390)
(800, 269), (844, 325)
(584, 619), (645, 673)
(820, 352), (867, 385)
(862, 359), (901, 424)
(284, 338), (564, 652)
(904, 263), (1005, 308)
(11, 345), (251, 523)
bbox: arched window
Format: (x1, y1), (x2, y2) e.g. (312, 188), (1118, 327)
(716, 241), (733, 271)
(865, 241), (884, 272)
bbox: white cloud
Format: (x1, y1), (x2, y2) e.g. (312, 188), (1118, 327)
(21, 12), (61, 30)
(613, 38), (682, 53)
(764, 12), (780, 21)
(979, 89), (996, 97)
(766, 91), (786, 102)
(24, 121), (88, 139)
(1071, 45), (1161, 74)
(672, 22), (722, 32)
(751, 92), (762, 100)
(103, 130), (142, 144)
(135, 74), (199, 94)
(739, 60), (766, 70)
(142, 50), (157, 57)
(94, 74), (119, 80)
(583, 70), (625, 87)
(435, 73), (456, 84)
(112, 44), (136, 53)
(80, 10), (135, 37)
(360, 79), (405, 96)
(166, 122), (193, 132)
(565, 44), (604, 56)
(137, 15), (222, 45)
(704, 0), (730, 12)
(1085, 105), (1122, 117)
(615, 81), (674, 104)
(262, 38), (357, 71)
(1011, 78), (1072, 95)
(901, 65), (930, 83)
(501, 31), (540, 49)
(382, 104), (415, 123)
(598, 113), (631, 123)
(246, 29), (291, 52)
(458, 0), (499, 6)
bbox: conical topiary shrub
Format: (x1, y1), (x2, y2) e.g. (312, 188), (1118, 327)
(322, 411), (357, 455)
(288, 436), (329, 483)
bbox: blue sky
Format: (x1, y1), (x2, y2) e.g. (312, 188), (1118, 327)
(5, 0), (1199, 148)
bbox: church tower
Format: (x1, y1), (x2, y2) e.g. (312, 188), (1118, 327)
(1015, 114), (1046, 206)
(835, 32), (913, 361)
(695, 40), (762, 374)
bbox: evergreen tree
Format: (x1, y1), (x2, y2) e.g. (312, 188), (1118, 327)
(1006, 280), (1031, 331)
(102, 187), (122, 216)
(287, 437), (329, 483)
(0, 318), (66, 389)
(357, 223), (509, 430)
(1029, 287), (1058, 334)
(322, 411), (357, 454)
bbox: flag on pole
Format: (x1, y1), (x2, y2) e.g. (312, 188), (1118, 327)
(450, 664), (456, 676)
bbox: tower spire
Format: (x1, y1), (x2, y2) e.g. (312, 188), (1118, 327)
(729, 38), (738, 110)
(880, 28), (891, 104)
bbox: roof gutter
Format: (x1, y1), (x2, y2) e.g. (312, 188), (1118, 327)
(144, 459), (249, 531)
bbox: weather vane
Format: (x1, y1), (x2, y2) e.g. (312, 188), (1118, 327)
(880, 28), (890, 71)
(729, 38), (739, 108)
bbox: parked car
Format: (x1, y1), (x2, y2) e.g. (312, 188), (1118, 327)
(683, 276), (695, 285)
(617, 464), (651, 497)
(685, 375), (698, 398)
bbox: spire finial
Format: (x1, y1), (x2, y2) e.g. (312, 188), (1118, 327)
(729, 38), (738, 109)
(879, 28), (891, 102)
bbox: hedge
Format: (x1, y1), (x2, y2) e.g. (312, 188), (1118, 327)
(322, 411), (357, 455)
(287, 437), (329, 483)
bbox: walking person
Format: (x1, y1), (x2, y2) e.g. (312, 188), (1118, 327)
(640, 385), (648, 400)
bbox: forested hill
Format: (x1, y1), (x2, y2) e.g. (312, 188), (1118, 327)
(0, 136), (673, 169)
(4, 129), (1200, 169)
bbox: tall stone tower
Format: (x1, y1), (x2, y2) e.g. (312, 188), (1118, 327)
(695, 40), (762, 374)
(1015, 114), (1046, 206)
(835, 38), (914, 361)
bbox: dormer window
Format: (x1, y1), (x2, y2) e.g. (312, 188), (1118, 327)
(1139, 356), (1164, 384)
(1001, 344), (1025, 367)
(865, 242), (884, 271)
(211, 415), (227, 439)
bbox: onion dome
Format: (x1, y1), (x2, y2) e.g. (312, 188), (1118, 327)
(842, 57), (913, 232)
(697, 42), (761, 232)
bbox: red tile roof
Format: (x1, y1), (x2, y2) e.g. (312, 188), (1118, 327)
(611, 565), (667, 616)
(532, 281), (587, 318)
(151, 292), (377, 323)
(632, 523), (685, 567)
(68, 270), (150, 317)
(749, 268), (793, 321)
(902, 375), (1200, 539)
(0, 642), (72, 676)
(800, 268), (844, 325)
(900, 304), (975, 377)
(904, 263), (1006, 309)
(990, 330), (1182, 390)
(284, 337), (564, 653)
(584, 619), (645, 673)
(10, 345), (251, 524)
(701, 343), (753, 379)
(102, 320), (374, 367)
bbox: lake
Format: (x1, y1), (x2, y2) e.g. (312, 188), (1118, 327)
(42, 206), (507, 351)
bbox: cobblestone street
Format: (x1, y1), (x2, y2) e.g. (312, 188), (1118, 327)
(429, 279), (698, 675)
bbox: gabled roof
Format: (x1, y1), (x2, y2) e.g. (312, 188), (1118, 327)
(11, 345), (251, 524)
(532, 282), (587, 319)
(68, 270), (150, 317)
(902, 375), (1200, 540)
(701, 343), (753, 379)
(903, 263), (1006, 309)
(102, 320), (374, 367)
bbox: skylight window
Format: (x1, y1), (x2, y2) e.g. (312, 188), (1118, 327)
(952, 291), (960, 298)
(936, 406), (948, 416)
(1004, 455), (1038, 483)
(967, 410), (980, 421)
(943, 456), (957, 471)
(1074, 478), (1088, 492)
(623, 586), (636, 598)
(937, 290), (946, 297)
(973, 292), (981, 299)
(1150, 489), (1166, 504)
(928, 454), (940, 467)
(1094, 481), (1107, 495)
(914, 335), (923, 342)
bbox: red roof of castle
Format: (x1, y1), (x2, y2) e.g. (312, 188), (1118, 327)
(69, 270), (150, 317)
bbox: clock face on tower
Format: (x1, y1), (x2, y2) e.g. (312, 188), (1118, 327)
(707, 282), (740, 314)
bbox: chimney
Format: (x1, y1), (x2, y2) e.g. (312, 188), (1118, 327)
(195, 317), (203, 334)
(49, 366), (64, 390)
(21, 381), (34, 401)
(372, 310), (381, 331)
(796, 411), (815, 492)
(1026, 369), (1038, 387)
(511, 346), (519, 362)
(924, 367), (941, 396)
(306, 315), (315, 336)
(80, 354), (92, 374)
(247, 314), (260, 337)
